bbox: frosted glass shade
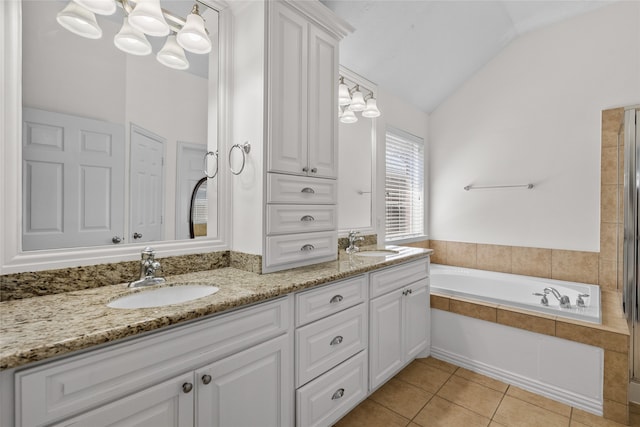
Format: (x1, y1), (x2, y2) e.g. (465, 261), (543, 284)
(157, 35), (190, 70)
(362, 98), (381, 118)
(338, 82), (351, 106)
(114, 18), (152, 56)
(349, 87), (366, 111)
(57, 2), (102, 39)
(340, 108), (358, 124)
(177, 12), (211, 54)
(72, 0), (116, 15)
(128, 0), (170, 37)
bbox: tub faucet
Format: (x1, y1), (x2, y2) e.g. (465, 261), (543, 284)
(129, 247), (166, 288)
(543, 287), (571, 308)
(576, 293), (589, 308)
(346, 230), (365, 254)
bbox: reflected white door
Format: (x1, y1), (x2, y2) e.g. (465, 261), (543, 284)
(130, 124), (165, 243)
(176, 142), (207, 240)
(22, 107), (125, 250)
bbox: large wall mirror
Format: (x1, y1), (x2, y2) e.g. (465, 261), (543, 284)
(0, 0), (231, 273)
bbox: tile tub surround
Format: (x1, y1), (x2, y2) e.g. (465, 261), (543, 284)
(0, 245), (431, 371)
(430, 290), (630, 425)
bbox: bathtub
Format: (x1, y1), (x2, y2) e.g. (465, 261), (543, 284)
(430, 264), (601, 324)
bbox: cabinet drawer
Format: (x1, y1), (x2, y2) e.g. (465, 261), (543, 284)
(370, 258), (429, 298)
(15, 297), (291, 427)
(267, 173), (337, 204)
(296, 275), (366, 327)
(265, 231), (337, 268)
(266, 204), (336, 235)
(296, 304), (367, 387)
(296, 351), (368, 427)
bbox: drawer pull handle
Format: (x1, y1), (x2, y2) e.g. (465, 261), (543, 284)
(330, 335), (344, 346)
(330, 295), (343, 304)
(310, 167), (317, 173)
(301, 244), (315, 252)
(300, 215), (315, 222)
(302, 167), (309, 172)
(202, 375), (212, 385)
(301, 187), (315, 194)
(182, 382), (193, 393)
(332, 388), (345, 400)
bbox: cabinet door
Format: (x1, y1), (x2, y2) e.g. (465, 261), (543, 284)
(195, 334), (292, 427)
(268, 2), (308, 175)
(369, 289), (404, 390)
(404, 279), (430, 360)
(307, 24), (338, 179)
(52, 373), (194, 427)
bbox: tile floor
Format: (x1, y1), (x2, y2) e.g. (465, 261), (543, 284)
(335, 357), (640, 427)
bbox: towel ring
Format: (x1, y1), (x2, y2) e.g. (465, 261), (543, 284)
(229, 142), (251, 175)
(203, 150), (218, 179)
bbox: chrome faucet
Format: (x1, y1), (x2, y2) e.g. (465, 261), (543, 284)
(576, 293), (589, 308)
(129, 247), (166, 288)
(543, 287), (571, 308)
(346, 230), (365, 254)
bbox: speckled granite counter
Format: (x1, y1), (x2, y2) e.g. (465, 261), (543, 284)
(0, 246), (431, 371)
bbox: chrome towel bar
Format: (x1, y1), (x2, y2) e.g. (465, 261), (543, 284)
(464, 183), (534, 191)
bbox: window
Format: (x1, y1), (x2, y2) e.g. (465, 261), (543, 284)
(385, 128), (424, 241)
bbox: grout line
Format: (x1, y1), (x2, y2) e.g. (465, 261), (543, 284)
(489, 384), (509, 422)
(505, 386), (572, 419)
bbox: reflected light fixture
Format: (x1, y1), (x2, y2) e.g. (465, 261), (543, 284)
(157, 34), (190, 70)
(340, 108), (358, 124)
(349, 85), (366, 111)
(128, 0), (170, 37)
(338, 76), (351, 106)
(114, 17), (152, 55)
(72, 0), (117, 16)
(56, 2), (103, 39)
(177, 4), (212, 54)
(362, 96), (381, 118)
(338, 75), (381, 123)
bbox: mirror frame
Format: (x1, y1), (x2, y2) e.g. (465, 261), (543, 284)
(0, 0), (233, 274)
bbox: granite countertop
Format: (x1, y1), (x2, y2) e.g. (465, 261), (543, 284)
(0, 246), (432, 371)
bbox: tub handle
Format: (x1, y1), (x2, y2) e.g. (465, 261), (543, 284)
(533, 293), (549, 306)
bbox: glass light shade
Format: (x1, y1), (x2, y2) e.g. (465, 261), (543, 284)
(340, 108), (358, 124)
(177, 12), (212, 54)
(338, 106), (343, 118)
(57, 2), (103, 39)
(72, 0), (116, 15)
(114, 18), (152, 56)
(349, 87), (366, 111)
(128, 0), (170, 37)
(362, 98), (381, 118)
(338, 82), (351, 106)
(157, 35), (190, 70)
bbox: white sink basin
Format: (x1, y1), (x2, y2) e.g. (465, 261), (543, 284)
(354, 249), (399, 257)
(108, 285), (219, 309)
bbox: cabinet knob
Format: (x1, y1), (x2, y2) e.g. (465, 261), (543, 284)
(301, 244), (315, 252)
(201, 374), (212, 385)
(182, 382), (193, 393)
(330, 335), (344, 346)
(330, 295), (343, 304)
(133, 232), (143, 239)
(331, 388), (345, 400)
(310, 168), (317, 173)
(302, 167), (309, 172)
(301, 187), (315, 194)
(300, 215), (315, 222)
(112, 236), (122, 244)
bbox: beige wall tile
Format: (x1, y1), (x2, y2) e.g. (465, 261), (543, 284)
(512, 247), (552, 278)
(598, 259), (618, 289)
(447, 241), (477, 268)
(618, 145), (624, 184)
(601, 185), (618, 223)
(551, 250), (599, 284)
(436, 375), (503, 418)
(429, 240), (447, 264)
(507, 386), (571, 418)
(555, 321), (628, 353)
(617, 261), (624, 290)
(405, 239), (431, 250)
(369, 378), (433, 420)
(600, 223), (618, 262)
(601, 107), (624, 148)
(497, 307), (555, 336)
(413, 396), (491, 427)
(604, 350), (629, 404)
(603, 399), (629, 425)
(450, 299), (497, 323)
(601, 146), (619, 185)
(493, 395), (569, 427)
(476, 244), (512, 273)
(618, 185), (624, 224)
(431, 294), (450, 311)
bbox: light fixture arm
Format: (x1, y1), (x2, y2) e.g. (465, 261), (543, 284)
(118, 0), (210, 35)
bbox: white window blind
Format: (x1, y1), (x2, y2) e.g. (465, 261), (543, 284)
(385, 128), (424, 241)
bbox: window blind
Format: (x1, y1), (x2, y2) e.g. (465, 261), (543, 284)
(385, 129), (424, 241)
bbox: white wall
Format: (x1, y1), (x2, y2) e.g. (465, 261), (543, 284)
(375, 86), (430, 243)
(429, 1), (640, 251)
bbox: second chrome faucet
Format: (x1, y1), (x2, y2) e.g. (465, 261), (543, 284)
(129, 247), (166, 288)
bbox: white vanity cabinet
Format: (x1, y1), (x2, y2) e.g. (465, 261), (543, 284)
(14, 297), (293, 427)
(369, 259), (430, 391)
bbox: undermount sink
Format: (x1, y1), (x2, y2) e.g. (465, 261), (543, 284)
(354, 249), (400, 257)
(107, 284), (219, 309)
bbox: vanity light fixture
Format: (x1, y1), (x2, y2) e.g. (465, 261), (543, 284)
(338, 75), (381, 123)
(57, 0), (213, 71)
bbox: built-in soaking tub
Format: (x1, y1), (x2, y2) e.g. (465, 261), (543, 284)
(428, 264), (605, 416)
(430, 264), (601, 324)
